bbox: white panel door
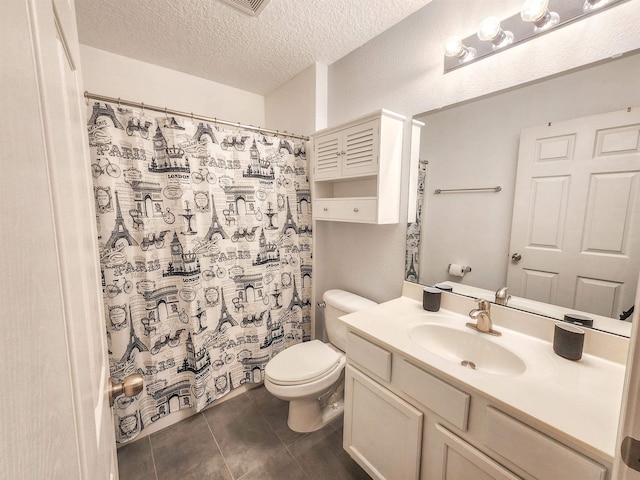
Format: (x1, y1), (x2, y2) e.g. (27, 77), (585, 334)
(508, 108), (640, 318)
(0, 1), (117, 479)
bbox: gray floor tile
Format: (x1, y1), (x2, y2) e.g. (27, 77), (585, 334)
(120, 385), (369, 480)
(204, 393), (297, 479)
(288, 427), (370, 480)
(117, 437), (157, 480)
(246, 385), (308, 447)
(150, 413), (231, 480)
(237, 452), (308, 480)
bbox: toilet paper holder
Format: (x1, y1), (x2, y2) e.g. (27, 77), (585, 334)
(448, 264), (472, 274)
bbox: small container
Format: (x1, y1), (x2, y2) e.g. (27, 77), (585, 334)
(553, 323), (585, 361)
(563, 313), (593, 328)
(423, 287), (442, 312)
(434, 283), (453, 292)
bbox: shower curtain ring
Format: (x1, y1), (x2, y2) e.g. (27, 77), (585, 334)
(164, 107), (168, 118)
(141, 102), (145, 114)
(117, 97), (121, 108)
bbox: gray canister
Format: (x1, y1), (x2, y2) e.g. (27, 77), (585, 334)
(423, 287), (442, 312)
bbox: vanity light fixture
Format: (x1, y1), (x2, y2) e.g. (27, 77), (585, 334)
(520, 0), (560, 32)
(443, 0), (629, 73)
(477, 16), (514, 50)
(444, 36), (477, 63)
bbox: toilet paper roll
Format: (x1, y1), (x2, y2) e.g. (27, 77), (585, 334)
(448, 263), (469, 277)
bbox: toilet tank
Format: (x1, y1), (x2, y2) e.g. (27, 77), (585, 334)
(322, 289), (377, 352)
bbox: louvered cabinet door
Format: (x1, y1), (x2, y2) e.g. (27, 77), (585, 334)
(314, 131), (342, 180)
(342, 119), (380, 178)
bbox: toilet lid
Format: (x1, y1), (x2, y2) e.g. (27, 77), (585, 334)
(265, 340), (342, 385)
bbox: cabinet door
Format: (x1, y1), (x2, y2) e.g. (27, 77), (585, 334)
(342, 119), (380, 178)
(433, 424), (522, 480)
(344, 365), (423, 480)
(314, 131), (342, 180)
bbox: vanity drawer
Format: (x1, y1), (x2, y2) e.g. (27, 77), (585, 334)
(396, 359), (470, 431)
(347, 332), (392, 382)
(484, 407), (606, 480)
(313, 198), (376, 223)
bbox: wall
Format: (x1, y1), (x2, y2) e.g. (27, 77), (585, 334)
(80, 45), (265, 125)
(265, 62), (328, 135)
(418, 52), (640, 290)
(317, 0), (640, 314)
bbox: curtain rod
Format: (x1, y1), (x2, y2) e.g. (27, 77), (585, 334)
(84, 91), (309, 141)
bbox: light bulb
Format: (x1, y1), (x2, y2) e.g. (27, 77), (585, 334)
(583, 0), (616, 11)
(521, 0), (559, 32)
(444, 36), (476, 63)
(477, 16), (514, 50)
(478, 17), (501, 41)
(521, 0), (548, 22)
(444, 37), (463, 57)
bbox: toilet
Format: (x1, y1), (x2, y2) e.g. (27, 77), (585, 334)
(264, 289), (376, 432)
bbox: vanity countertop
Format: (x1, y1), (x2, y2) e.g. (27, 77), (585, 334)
(340, 295), (626, 463)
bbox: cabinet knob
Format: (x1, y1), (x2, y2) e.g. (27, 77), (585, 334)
(341, 151), (346, 155)
(323, 207), (328, 211)
(354, 208), (359, 213)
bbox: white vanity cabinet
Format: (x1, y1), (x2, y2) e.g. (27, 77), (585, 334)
(343, 331), (610, 480)
(310, 110), (404, 224)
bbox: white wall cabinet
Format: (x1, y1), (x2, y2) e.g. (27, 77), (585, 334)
(344, 331), (610, 480)
(311, 110), (404, 224)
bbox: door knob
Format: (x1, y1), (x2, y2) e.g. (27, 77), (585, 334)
(108, 373), (143, 407)
(621, 436), (640, 471)
(511, 253), (522, 262)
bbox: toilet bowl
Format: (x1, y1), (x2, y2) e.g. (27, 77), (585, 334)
(264, 289), (376, 432)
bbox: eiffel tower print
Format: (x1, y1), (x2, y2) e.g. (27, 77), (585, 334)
(281, 197), (299, 235)
(287, 276), (305, 310)
(105, 191), (138, 249)
(205, 194), (229, 241)
(406, 253), (418, 282)
(120, 306), (149, 363)
(193, 122), (218, 144)
(212, 289), (238, 334)
(87, 102), (125, 129)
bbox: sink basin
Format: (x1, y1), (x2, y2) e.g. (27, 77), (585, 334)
(409, 324), (526, 376)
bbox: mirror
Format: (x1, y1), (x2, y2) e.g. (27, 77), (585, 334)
(407, 52), (640, 337)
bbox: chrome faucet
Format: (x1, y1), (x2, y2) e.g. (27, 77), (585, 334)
(466, 299), (501, 336)
(495, 286), (511, 306)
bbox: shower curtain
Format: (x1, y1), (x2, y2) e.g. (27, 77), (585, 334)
(405, 159), (427, 282)
(87, 101), (312, 442)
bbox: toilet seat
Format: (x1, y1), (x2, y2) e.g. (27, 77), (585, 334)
(265, 340), (342, 386)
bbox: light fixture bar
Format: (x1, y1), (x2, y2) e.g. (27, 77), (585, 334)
(444, 0), (628, 73)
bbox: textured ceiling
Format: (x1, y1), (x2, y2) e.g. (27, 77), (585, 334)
(75, 0), (433, 95)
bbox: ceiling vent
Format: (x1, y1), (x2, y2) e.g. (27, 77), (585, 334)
(218, 0), (271, 16)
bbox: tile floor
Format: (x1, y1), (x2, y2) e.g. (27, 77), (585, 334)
(117, 385), (371, 480)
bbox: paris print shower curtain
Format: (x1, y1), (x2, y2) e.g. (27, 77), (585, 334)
(86, 101), (312, 442)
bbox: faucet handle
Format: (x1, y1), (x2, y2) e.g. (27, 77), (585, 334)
(477, 298), (491, 310)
